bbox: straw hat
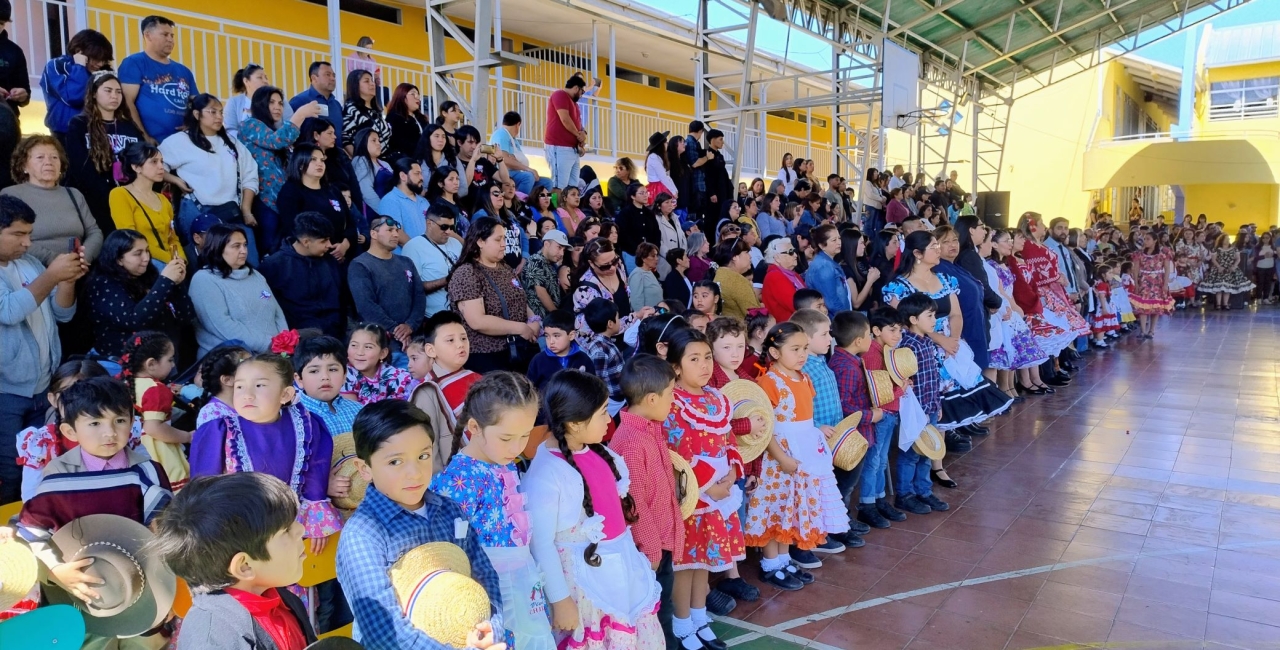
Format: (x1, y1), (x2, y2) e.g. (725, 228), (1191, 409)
(866, 370), (896, 407)
(720, 379), (774, 464)
(885, 346), (918, 387)
(0, 604), (85, 649)
(827, 412), (868, 471)
(669, 450), (699, 520)
(331, 433), (368, 511)
(913, 425), (946, 460)
(47, 514), (176, 639)
(390, 543), (490, 648)
(0, 539), (37, 611)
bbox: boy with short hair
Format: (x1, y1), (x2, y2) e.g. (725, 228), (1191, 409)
(610, 354), (684, 650)
(829, 311), (895, 529)
(293, 335), (364, 437)
(152, 473), (317, 650)
(526, 310), (592, 391)
(790, 309), (868, 552)
(337, 400), (504, 650)
(415, 311), (481, 418)
(894, 294), (949, 515)
(16, 376), (174, 649)
(792, 289), (826, 316)
(860, 308), (909, 525)
(578, 297), (626, 415)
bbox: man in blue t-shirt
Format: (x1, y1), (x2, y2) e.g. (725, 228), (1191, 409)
(118, 15), (198, 143)
(290, 61), (344, 144)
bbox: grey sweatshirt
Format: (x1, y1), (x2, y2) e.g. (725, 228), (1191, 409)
(189, 267), (289, 357)
(0, 182), (103, 265)
(348, 251), (426, 335)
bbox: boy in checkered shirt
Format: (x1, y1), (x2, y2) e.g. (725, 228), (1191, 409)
(894, 293), (950, 515)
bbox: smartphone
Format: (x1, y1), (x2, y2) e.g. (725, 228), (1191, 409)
(67, 237), (81, 254)
(479, 144), (496, 156)
(316, 104), (329, 118)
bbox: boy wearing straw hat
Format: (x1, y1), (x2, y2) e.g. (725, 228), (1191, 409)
(859, 308), (909, 527)
(828, 311), (888, 529)
(894, 294), (950, 516)
(150, 473), (319, 650)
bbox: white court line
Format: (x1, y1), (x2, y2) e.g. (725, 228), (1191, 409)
(717, 538), (1280, 647)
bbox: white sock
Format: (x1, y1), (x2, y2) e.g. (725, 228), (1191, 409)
(691, 607), (709, 627)
(761, 555), (787, 572)
(674, 616), (698, 648)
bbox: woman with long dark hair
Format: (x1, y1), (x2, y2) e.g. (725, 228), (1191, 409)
(109, 141), (182, 263)
(643, 131), (676, 203)
(341, 69), (390, 155)
(223, 63), (293, 140)
(435, 99), (463, 147)
(351, 127), (392, 219)
(426, 164), (469, 236)
(383, 82), (430, 161)
(667, 135), (690, 213)
(446, 216), (538, 372)
(275, 144), (356, 259)
(571, 237), (654, 334)
(414, 123), (457, 172)
(188, 224), (288, 356)
(472, 180), (527, 268)
(237, 85), (321, 253)
(296, 117), (363, 210)
(85, 228), (195, 359)
(64, 71), (143, 233)
(839, 228), (881, 309)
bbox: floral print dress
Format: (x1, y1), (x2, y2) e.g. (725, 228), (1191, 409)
(341, 363), (417, 404)
(1129, 250), (1176, 315)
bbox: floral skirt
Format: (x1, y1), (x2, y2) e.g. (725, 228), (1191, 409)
(553, 540), (664, 650)
(679, 509), (747, 572)
(744, 433), (829, 549)
(989, 313), (1050, 370)
(1199, 268), (1255, 296)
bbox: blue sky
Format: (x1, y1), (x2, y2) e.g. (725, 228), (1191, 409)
(633, 0), (1280, 71)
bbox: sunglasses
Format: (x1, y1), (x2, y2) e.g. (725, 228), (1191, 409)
(371, 216), (401, 230)
(429, 220), (454, 232)
(779, 249), (797, 256)
(594, 257), (621, 269)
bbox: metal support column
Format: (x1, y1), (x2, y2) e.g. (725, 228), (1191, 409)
(426, 0), (533, 131)
(327, 0), (343, 95)
(494, 0), (505, 124)
(608, 25), (618, 158)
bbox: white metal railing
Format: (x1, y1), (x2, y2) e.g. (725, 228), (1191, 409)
(1093, 130), (1280, 147)
(1208, 100), (1280, 121)
(1207, 81), (1280, 122)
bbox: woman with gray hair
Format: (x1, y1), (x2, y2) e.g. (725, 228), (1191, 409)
(686, 231), (714, 282)
(761, 236), (805, 321)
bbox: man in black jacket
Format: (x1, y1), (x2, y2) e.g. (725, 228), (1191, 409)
(0, 3), (31, 117)
(259, 212), (345, 338)
(616, 184), (660, 262)
(701, 128), (734, 237)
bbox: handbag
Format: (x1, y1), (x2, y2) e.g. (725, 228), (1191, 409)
(478, 265), (538, 365)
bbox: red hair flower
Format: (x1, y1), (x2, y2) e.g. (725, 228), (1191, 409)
(271, 329), (300, 356)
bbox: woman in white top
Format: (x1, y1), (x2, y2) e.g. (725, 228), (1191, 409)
(160, 93), (262, 265)
(223, 64), (291, 140)
(777, 152), (798, 196)
(643, 131), (676, 203)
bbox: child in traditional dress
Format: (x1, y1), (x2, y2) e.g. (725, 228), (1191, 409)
(195, 345), (251, 426)
(342, 323), (417, 404)
(526, 370), (664, 650)
(747, 323), (828, 591)
(1113, 261), (1137, 325)
(418, 311), (482, 418)
(742, 311), (774, 379)
(121, 331), (192, 491)
(660, 328), (749, 650)
(431, 372), (554, 650)
(1090, 265), (1121, 346)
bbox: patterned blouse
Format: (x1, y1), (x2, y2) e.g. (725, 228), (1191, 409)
(237, 118), (300, 209)
(882, 273), (960, 336)
(341, 364), (417, 405)
(520, 253), (561, 317)
(342, 101), (392, 150)
(430, 453), (531, 548)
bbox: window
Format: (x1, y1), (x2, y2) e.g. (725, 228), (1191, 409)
(303, 0), (400, 24)
(1208, 77), (1280, 120)
(767, 109), (827, 129)
(615, 66), (660, 88)
(666, 79), (695, 96)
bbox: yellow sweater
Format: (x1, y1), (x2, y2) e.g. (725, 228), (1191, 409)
(715, 266), (761, 321)
(109, 187), (185, 263)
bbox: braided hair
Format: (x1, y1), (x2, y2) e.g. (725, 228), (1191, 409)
(120, 331), (174, 388)
(543, 370), (638, 567)
(760, 322), (805, 370)
(452, 371), (539, 457)
(199, 345), (251, 402)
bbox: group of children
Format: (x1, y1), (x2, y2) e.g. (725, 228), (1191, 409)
(0, 283), (973, 650)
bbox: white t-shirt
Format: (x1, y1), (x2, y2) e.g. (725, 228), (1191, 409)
(402, 235), (463, 316)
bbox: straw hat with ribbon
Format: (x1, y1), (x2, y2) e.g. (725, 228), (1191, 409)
(885, 346), (918, 387)
(669, 450), (699, 520)
(719, 380), (774, 464)
(827, 412), (868, 471)
(913, 424), (946, 460)
(47, 514), (176, 639)
(330, 433), (368, 511)
(390, 542), (490, 648)
(865, 370), (896, 407)
(0, 539), (37, 611)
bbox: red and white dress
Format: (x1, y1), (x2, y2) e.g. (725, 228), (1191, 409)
(1020, 241), (1092, 337)
(1090, 280), (1121, 335)
(664, 386), (747, 572)
(135, 377), (190, 491)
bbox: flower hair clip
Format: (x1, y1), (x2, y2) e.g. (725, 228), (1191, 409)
(271, 329), (300, 356)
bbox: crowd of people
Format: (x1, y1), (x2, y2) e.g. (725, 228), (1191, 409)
(1, 10), (1279, 650)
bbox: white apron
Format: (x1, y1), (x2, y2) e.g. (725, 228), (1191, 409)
(774, 420), (835, 481)
(563, 528), (661, 625)
(484, 545), (555, 650)
(897, 387), (928, 452)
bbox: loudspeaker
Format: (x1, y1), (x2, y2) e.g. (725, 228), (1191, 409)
(977, 191), (1010, 230)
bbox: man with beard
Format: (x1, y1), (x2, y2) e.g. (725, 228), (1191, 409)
(380, 157), (429, 245)
(521, 229), (569, 317)
(403, 205), (461, 317)
(1045, 217), (1080, 302)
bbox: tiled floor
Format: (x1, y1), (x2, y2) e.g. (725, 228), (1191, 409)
(713, 308), (1280, 650)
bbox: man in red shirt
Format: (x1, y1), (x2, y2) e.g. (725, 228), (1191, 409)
(544, 75), (588, 192)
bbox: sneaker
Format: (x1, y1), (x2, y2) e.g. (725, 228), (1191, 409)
(760, 566), (804, 591)
(919, 494), (950, 512)
(715, 577), (760, 602)
(704, 589), (737, 616)
(895, 494), (932, 515)
(790, 548), (823, 569)
(784, 562), (815, 584)
(695, 626), (729, 650)
(848, 518), (872, 535)
(813, 538), (845, 554)
(857, 503), (891, 529)
(877, 498), (907, 522)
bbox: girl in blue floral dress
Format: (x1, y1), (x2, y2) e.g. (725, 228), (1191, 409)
(341, 323), (417, 404)
(431, 372), (555, 650)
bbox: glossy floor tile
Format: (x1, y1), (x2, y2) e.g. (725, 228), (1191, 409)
(715, 308), (1280, 649)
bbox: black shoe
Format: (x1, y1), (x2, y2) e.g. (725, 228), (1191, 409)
(848, 518), (872, 535)
(1044, 376), (1070, 387)
(715, 577), (760, 602)
(760, 566), (803, 591)
(895, 494), (932, 515)
(790, 548), (823, 569)
(858, 504), (891, 529)
(945, 431), (972, 453)
(920, 494), (951, 511)
(931, 469), (958, 489)
(1017, 382), (1046, 396)
(966, 424), (990, 436)
(1032, 383), (1056, 394)
(695, 626), (729, 650)
(705, 589), (737, 616)
(785, 562), (815, 584)
(1055, 370), (1073, 381)
(877, 498), (907, 522)
(812, 538), (845, 554)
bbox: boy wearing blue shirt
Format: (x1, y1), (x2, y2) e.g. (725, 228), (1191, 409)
(526, 310), (592, 391)
(293, 335), (364, 437)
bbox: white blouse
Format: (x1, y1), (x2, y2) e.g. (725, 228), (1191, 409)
(159, 132), (260, 207)
(645, 153), (676, 197)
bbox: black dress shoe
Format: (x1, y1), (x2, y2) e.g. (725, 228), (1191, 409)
(695, 628), (729, 650)
(945, 431), (972, 453)
(1033, 384), (1057, 394)
(857, 503), (891, 529)
(964, 424), (990, 436)
(1044, 376), (1070, 387)
(931, 469), (958, 489)
(895, 494), (932, 515)
(705, 589), (737, 616)
(877, 498), (908, 522)
(1017, 382), (1046, 396)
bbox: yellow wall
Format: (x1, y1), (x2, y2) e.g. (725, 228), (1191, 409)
(1182, 183), (1280, 230)
(1195, 60), (1280, 135)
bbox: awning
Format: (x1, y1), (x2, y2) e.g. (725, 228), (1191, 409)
(1083, 135), (1280, 189)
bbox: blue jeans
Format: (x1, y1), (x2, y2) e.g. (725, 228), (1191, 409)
(860, 411), (897, 504)
(0, 392), (47, 503)
(509, 169), (552, 197)
(834, 456), (864, 505)
(545, 145), (580, 190)
(896, 413), (937, 498)
(178, 197), (260, 266)
(254, 201), (282, 256)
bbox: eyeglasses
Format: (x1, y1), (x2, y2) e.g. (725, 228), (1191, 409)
(429, 220), (454, 232)
(371, 216), (401, 230)
(537, 193), (550, 198)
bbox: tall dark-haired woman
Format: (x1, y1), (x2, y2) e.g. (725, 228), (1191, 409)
(160, 93), (261, 264)
(62, 72), (143, 234)
(342, 69), (391, 157)
(275, 144), (357, 260)
(86, 228), (195, 360)
(109, 141), (183, 264)
(238, 85), (321, 253)
(384, 83), (430, 161)
(189, 223), (288, 357)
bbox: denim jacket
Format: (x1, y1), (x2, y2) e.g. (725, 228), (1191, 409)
(803, 251), (851, 317)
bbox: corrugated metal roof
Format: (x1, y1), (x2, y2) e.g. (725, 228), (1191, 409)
(1205, 21), (1280, 68)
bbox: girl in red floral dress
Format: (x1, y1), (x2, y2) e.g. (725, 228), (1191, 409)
(661, 328), (747, 650)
